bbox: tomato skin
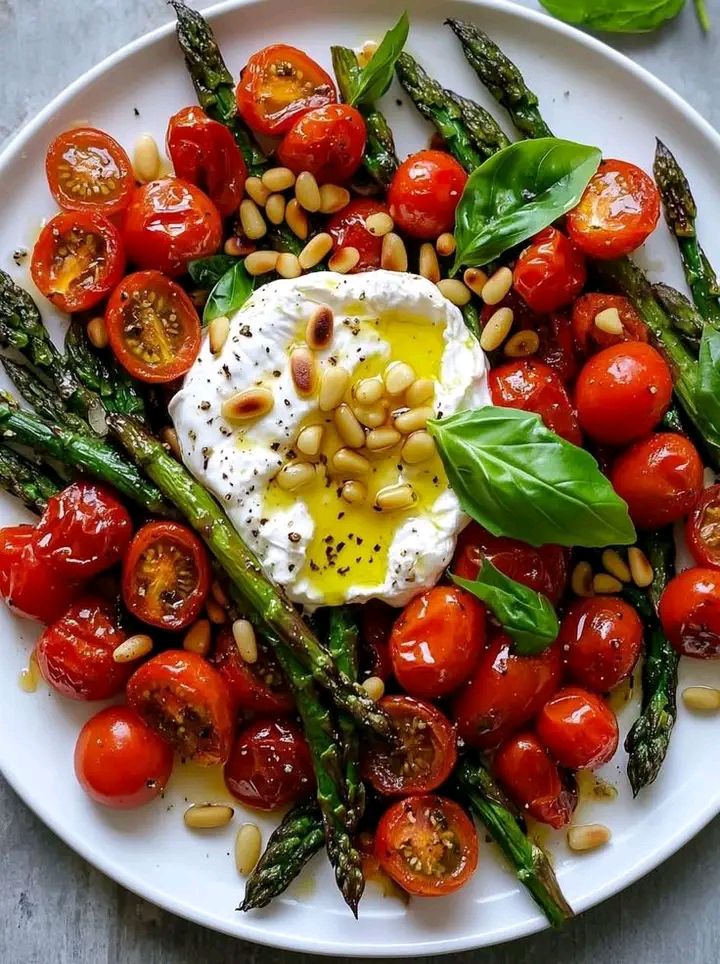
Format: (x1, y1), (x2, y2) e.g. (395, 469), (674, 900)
(567, 159), (661, 259)
(0, 525), (80, 624)
(46, 127), (134, 215)
(359, 599), (395, 682)
(278, 104), (366, 184)
(224, 718), (314, 810)
(686, 485), (720, 569)
(659, 567), (720, 658)
(537, 687), (619, 770)
(574, 342), (673, 446)
(327, 199), (388, 273)
(388, 150), (467, 240)
(489, 358), (582, 445)
(121, 178), (222, 277)
(560, 597), (643, 692)
(74, 706), (174, 809)
(212, 627), (295, 715)
(572, 293), (649, 356)
(513, 228), (587, 314)
(610, 433), (704, 530)
(494, 732), (577, 828)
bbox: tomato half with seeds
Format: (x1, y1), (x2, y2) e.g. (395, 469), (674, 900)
(46, 127), (134, 215)
(537, 686), (619, 770)
(494, 732), (577, 829)
(105, 271), (201, 383)
(31, 210), (125, 314)
(122, 521), (210, 631)
(224, 718), (314, 810)
(278, 104), (366, 184)
(686, 485), (720, 569)
(375, 795), (478, 897)
(560, 596), (644, 692)
(659, 567), (720, 658)
(513, 227), (586, 314)
(572, 293), (649, 356)
(388, 150), (467, 240)
(489, 358), (582, 445)
(212, 627), (295, 715)
(0, 525), (80, 624)
(327, 199), (388, 273)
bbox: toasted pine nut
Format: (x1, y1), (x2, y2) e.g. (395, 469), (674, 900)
(224, 236), (250, 257)
(365, 212), (394, 236)
(571, 561), (594, 597)
(595, 307), (624, 336)
(239, 199), (267, 240)
(628, 547), (654, 588)
(209, 315), (230, 354)
(232, 618), (258, 664)
(276, 460), (316, 492)
(366, 426), (401, 451)
(328, 246), (360, 273)
(381, 233), (408, 271)
(235, 823), (262, 875)
(394, 405), (433, 434)
(319, 365), (350, 411)
(402, 430), (436, 464)
(405, 378), (435, 408)
(184, 804), (234, 830)
(222, 387), (274, 421)
(206, 599), (226, 624)
(320, 184), (350, 214)
(353, 403), (387, 428)
(113, 634), (153, 663)
(244, 250), (279, 276)
(87, 316), (108, 349)
(290, 347), (318, 398)
(436, 233), (456, 257)
(306, 305), (334, 350)
(334, 404), (365, 448)
(296, 423), (324, 457)
(593, 573), (623, 594)
(601, 549), (631, 583)
(162, 426), (182, 460)
(357, 40), (379, 67)
(285, 198), (309, 240)
(376, 482), (416, 512)
(419, 243), (441, 283)
(567, 824), (611, 853)
(183, 619), (211, 656)
(245, 176), (271, 206)
(299, 232), (333, 270)
(261, 166), (296, 192)
(682, 686), (720, 711)
(295, 171), (321, 212)
(354, 377), (384, 405)
(384, 361), (415, 396)
(332, 447), (370, 476)
(504, 330), (540, 358)
(437, 278), (472, 307)
(362, 675), (385, 701)
(341, 480), (367, 504)
(211, 582), (229, 609)
(482, 266), (513, 306)
(265, 193), (286, 225)
(480, 307), (514, 352)
(133, 134), (161, 184)
(276, 252), (302, 279)
(463, 267), (489, 297)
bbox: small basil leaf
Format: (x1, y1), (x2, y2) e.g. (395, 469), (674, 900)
(350, 12), (409, 106)
(203, 262), (254, 324)
(451, 137), (601, 273)
(696, 326), (720, 444)
(187, 255), (237, 288)
(451, 562), (559, 655)
(539, 0), (685, 33)
(428, 406), (635, 548)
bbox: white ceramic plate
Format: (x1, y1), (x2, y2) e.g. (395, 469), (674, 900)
(2, 0), (720, 954)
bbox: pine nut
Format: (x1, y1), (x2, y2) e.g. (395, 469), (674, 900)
(593, 573), (623, 594)
(299, 233), (333, 270)
(418, 243), (441, 283)
(384, 361), (415, 396)
(354, 377), (384, 405)
(682, 686), (720, 711)
(381, 233), (408, 271)
(328, 246), (359, 273)
(480, 307), (514, 352)
(277, 460), (316, 491)
(357, 40), (379, 67)
(320, 184), (350, 214)
(222, 387), (274, 421)
(209, 315), (230, 354)
(628, 547), (654, 588)
(133, 134), (161, 184)
(405, 378), (435, 407)
(482, 266), (513, 306)
(113, 634), (153, 663)
(366, 426), (401, 451)
(376, 482), (416, 511)
(319, 365), (350, 411)
(365, 212), (394, 236)
(224, 236), (251, 257)
(601, 549), (631, 583)
(334, 404), (365, 448)
(567, 824), (611, 852)
(306, 305), (334, 350)
(87, 316), (108, 349)
(244, 250), (279, 276)
(211, 581), (229, 608)
(296, 424), (324, 457)
(232, 618), (258, 664)
(261, 166), (296, 192)
(332, 447), (370, 476)
(290, 347), (318, 398)
(183, 619), (211, 656)
(504, 330), (540, 358)
(206, 599), (226, 624)
(362, 675), (385, 701)
(353, 403), (387, 428)
(265, 193), (286, 225)
(184, 804), (234, 830)
(239, 199), (267, 240)
(402, 430), (436, 463)
(295, 171), (321, 212)
(245, 176), (271, 206)
(571, 561), (594, 597)
(162, 426), (182, 460)
(235, 823), (262, 875)
(276, 252), (302, 279)
(463, 267), (489, 297)
(394, 406), (433, 434)
(595, 307), (624, 336)
(437, 278), (472, 307)
(285, 198), (309, 240)
(436, 233), (456, 257)
(341, 480), (367, 504)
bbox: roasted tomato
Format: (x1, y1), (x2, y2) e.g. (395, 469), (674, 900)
(212, 627), (294, 715)
(362, 696), (457, 796)
(35, 596), (132, 701)
(388, 150), (467, 240)
(235, 44), (337, 137)
(686, 486), (720, 569)
(489, 358), (582, 445)
(166, 106), (247, 217)
(494, 732), (577, 828)
(45, 127), (134, 215)
(127, 650), (233, 765)
(560, 597), (644, 692)
(375, 795), (478, 896)
(659, 567), (720, 658)
(278, 104), (366, 184)
(535, 312), (579, 385)
(33, 481), (132, 579)
(105, 271), (201, 383)
(537, 686), (619, 770)
(224, 718), (314, 810)
(0, 525), (79, 624)
(567, 159), (661, 259)
(121, 177), (222, 277)
(74, 705), (174, 809)
(451, 631), (563, 750)
(122, 521), (211, 631)
(327, 199), (388, 272)
(574, 342), (673, 446)
(572, 293), (649, 356)
(610, 433), (703, 530)
(31, 210), (125, 314)
(513, 228), (586, 314)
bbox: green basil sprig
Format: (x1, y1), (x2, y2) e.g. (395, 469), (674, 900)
(428, 407), (635, 548)
(696, 326), (720, 444)
(539, 0), (687, 33)
(187, 254), (237, 289)
(451, 137), (601, 273)
(349, 12), (409, 106)
(452, 561), (559, 655)
(203, 261), (254, 324)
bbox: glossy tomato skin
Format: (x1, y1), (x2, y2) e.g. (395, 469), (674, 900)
(121, 178), (222, 277)
(278, 104), (366, 184)
(224, 718), (314, 810)
(46, 127), (134, 215)
(212, 627), (295, 715)
(327, 199), (388, 272)
(610, 433), (704, 530)
(537, 686), (619, 770)
(0, 525), (80, 624)
(360, 599), (395, 682)
(560, 597), (644, 692)
(574, 342), (673, 446)
(513, 228), (587, 314)
(493, 732), (577, 828)
(686, 485), (720, 569)
(74, 706), (174, 809)
(572, 293), (648, 356)
(489, 358), (582, 445)
(659, 567), (720, 658)
(388, 150), (467, 240)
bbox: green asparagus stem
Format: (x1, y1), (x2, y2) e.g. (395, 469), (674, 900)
(65, 320), (146, 420)
(0, 445), (61, 514)
(653, 283), (704, 351)
(694, 0), (711, 36)
(327, 607), (365, 828)
(445, 89), (510, 160)
(1, 358), (86, 433)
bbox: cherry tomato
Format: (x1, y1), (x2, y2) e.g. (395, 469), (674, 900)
(659, 567), (720, 658)
(560, 597), (643, 692)
(537, 687), (619, 770)
(572, 293), (649, 356)
(278, 104), (366, 184)
(122, 521), (211, 631)
(567, 159), (660, 259)
(327, 199), (388, 272)
(127, 650), (233, 765)
(105, 271), (201, 383)
(452, 522), (569, 604)
(362, 695), (457, 796)
(360, 599), (395, 682)
(212, 627), (295, 715)
(121, 177), (222, 277)
(451, 631), (563, 750)
(33, 481), (132, 579)
(686, 485), (720, 569)
(224, 718), (314, 810)
(35, 596), (132, 701)
(574, 342), (673, 446)
(494, 732), (577, 828)
(0, 525), (79, 624)
(166, 106), (247, 218)
(236, 44), (337, 137)
(388, 150), (467, 240)
(513, 228), (586, 314)
(489, 358), (582, 445)
(31, 210), (125, 314)
(74, 706), (174, 809)
(375, 794), (478, 896)
(610, 432), (703, 530)
(45, 127), (134, 215)
(535, 312), (579, 385)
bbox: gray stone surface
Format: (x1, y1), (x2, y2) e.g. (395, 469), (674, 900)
(1, 1), (719, 961)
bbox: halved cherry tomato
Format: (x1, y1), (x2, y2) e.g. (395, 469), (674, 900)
(121, 177), (222, 277)
(33, 481), (132, 579)
(610, 432), (703, 530)
(494, 732), (577, 828)
(375, 795), (478, 896)
(45, 127), (134, 215)
(278, 104), (366, 184)
(572, 293), (648, 356)
(686, 485), (720, 569)
(389, 587), (485, 698)
(236, 44), (337, 137)
(224, 718), (314, 810)
(212, 627), (295, 715)
(567, 159), (661, 259)
(574, 342), (673, 446)
(489, 358), (582, 445)
(122, 521), (210, 631)
(327, 199), (388, 272)
(388, 150), (467, 240)
(166, 106), (247, 218)
(74, 705), (174, 809)
(35, 596), (132, 701)
(31, 211), (125, 314)
(659, 567), (720, 658)
(105, 271), (201, 383)
(513, 227), (586, 314)
(127, 649), (233, 764)
(560, 597), (643, 692)
(0, 525), (80, 624)
(362, 695), (457, 796)
(537, 686), (619, 770)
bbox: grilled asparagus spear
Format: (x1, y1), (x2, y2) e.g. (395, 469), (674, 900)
(327, 607), (365, 829)
(0, 445), (62, 514)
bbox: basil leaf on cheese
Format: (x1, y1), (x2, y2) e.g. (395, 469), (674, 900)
(203, 261), (254, 325)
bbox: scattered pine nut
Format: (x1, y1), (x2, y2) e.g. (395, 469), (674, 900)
(235, 823), (262, 875)
(504, 330), (540, 358)
(352, 402), (387, 428)
(682, 686), (720, 711)
(206, 599), (227, 624)
(384, 361), (415, 396)
(341, 480), (367, 504)
(480, 307), (514, 352)
(319, 184), (350, 214)
(402, 430), (436, 464)
(261, 166), (295, 192)
(265, 193), (286, 226)
(354, 377), (384, 405)
(593, 573), (623, 594)
(209, 315), (230, 354)
(366, 426), (401, 451)
(222, 387), (274, 421)
(594, 307), (624, 336)
(463, 267), (489, 297)
(437, 278), (472, 306)
(299, 232), (333, 270)
(224, 236), (251, 257)
(211, 581), (229, 608)
(481, 266), (513, 306)
(628, 547), (654, 588)
(244, 250), (279, 276)
(239, 198), (267, 240)
(365, 212), (394, 236)
(133, 134), (161, 184)
(571, 561), (594, 597)
(184, 804), (234, 830)
(405, 378), (435, 408)
(357, 40), (379, 67)
(183, 619), (211, 656)
(306, 305), (334, 350)
(381, 233), (408, 271)
(419, 243), (441, 283)
(245, 176), (271, 206)
(296, 424), (324, 457)
(362, 675), (385, 701)
(277, 460), (316, 492)
(334, 404), (366, 448)
(87, 316), (108, 349)
(276, 252), (302, 279)
(332, 447), (371, 476)
(328, 246), (359, 273)
(376, 482), (416, 512)
(232, 619), (258, 664)
(435, 233), (456, 257)
(290, 346), (318, 398)
(162, 426), (182, 460)
(318, 365), (350, 411)
(394, 406), (433, 434)
(567, 824), (611, 852)
(285, 198), (309, 240)
(113, 634), (153, 663)
(295, 171), (321, 212)
(601, 549), (631, 583)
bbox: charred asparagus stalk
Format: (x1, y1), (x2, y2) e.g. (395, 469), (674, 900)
(446, 89), (510, 159)
(0, 444), (62, 514)
(653, 283), (704, 351)
(65, 320), (146, 420)
(327, 606), (365, 828)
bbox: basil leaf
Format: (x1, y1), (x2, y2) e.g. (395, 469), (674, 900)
(428, 406), (635, 548)
(187, 255), (237, 288)
(451, 562), (559, 655)
(349, 12), (409, 106)
(539, 0), (685, 33)
(451, 138), (601, 273)
(696, 326), (720, 445)
(203, 262), (254, 324)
